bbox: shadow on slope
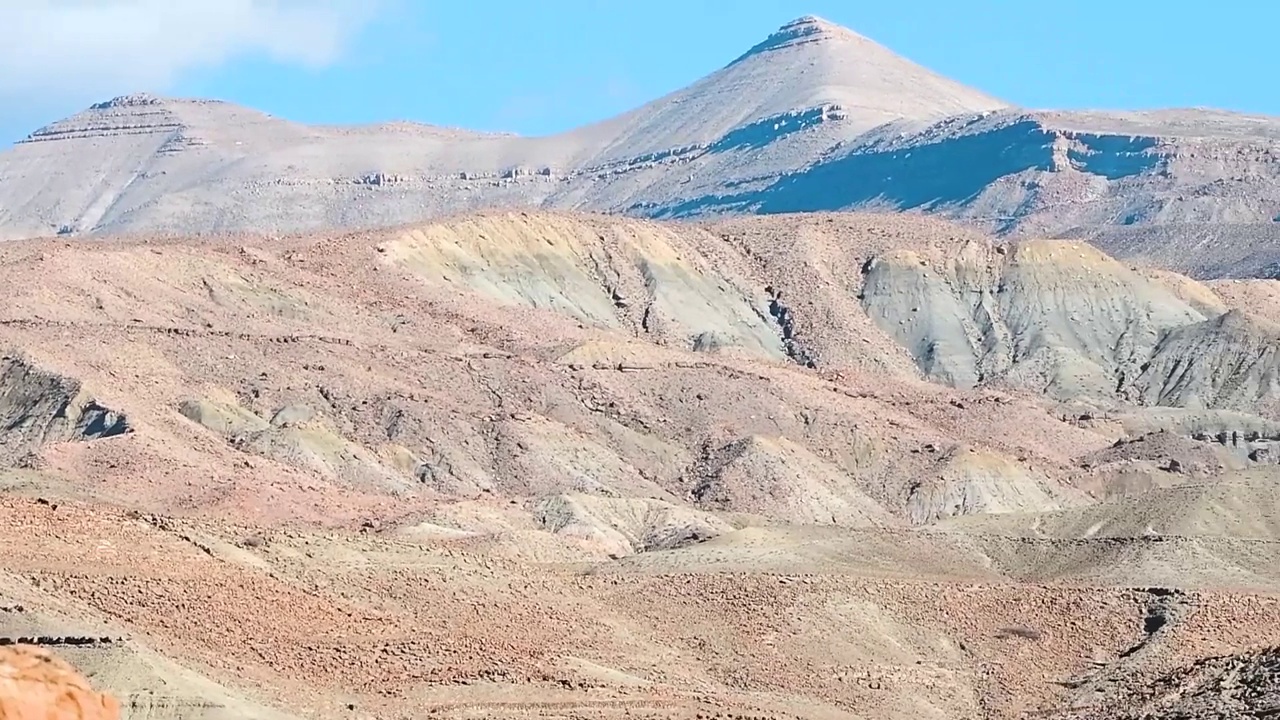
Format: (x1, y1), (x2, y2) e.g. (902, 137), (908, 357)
(0, 355), (130, 460)
(652, 113), (1162, 221)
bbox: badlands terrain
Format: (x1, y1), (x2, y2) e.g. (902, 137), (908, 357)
(0, 209), (1277, 719)
(3, 16), (1280, 277)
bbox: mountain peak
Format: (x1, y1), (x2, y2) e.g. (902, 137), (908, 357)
(89, 93), (170, 110)
(85, 93), (234, 112)
(0, 13), (1008, 239)
(732, 15), (865, 64)
(21, 93), (251, 146)
(778, 15), (857, 39)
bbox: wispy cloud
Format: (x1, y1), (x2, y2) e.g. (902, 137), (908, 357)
(0, 0), (378, 139)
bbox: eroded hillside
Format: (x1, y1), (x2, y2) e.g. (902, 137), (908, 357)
(0, 211), (1277, 719)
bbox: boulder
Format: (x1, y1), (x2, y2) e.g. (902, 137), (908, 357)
(0, 645), (119, 720)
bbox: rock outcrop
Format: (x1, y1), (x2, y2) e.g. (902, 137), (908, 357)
(0, 645), (120, 720)
(1057, 646), (1280, 719)
(859, 239), (1203, 401)
(0, 356), (130, 460)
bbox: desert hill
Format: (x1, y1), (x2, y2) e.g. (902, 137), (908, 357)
(4, 16), (1280, 277)
(0, 210), (1276, 718)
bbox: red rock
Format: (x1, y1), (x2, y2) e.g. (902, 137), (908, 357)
(0, 645), (120, 720)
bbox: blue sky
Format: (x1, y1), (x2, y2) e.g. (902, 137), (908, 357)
(2, 1), (1278, 144)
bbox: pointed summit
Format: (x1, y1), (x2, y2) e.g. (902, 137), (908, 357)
(580, 14), (1008, 163)
(789, 14), (842, 28)
(714, 15), (1007, 133)
(732, 15), (866, 63)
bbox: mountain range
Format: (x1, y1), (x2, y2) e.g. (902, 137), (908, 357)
(4, 15), (1280, 278)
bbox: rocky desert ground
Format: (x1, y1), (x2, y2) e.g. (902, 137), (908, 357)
(0, 209), (1275, 719)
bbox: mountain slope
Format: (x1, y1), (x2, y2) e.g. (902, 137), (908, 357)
(658, 108), (1280, 277)
(0, 16), (1007, 240)
(0, 208), (1274, 531)
(856, 233), (1280, 419)
(565, 15), (1006, 161)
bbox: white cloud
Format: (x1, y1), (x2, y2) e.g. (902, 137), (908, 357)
(0, 0), (377, 139)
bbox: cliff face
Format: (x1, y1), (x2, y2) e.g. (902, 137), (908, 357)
(0, 356), (130, 461)
(859, 238), (1203, 400)
(9, 99), (1280, 279)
